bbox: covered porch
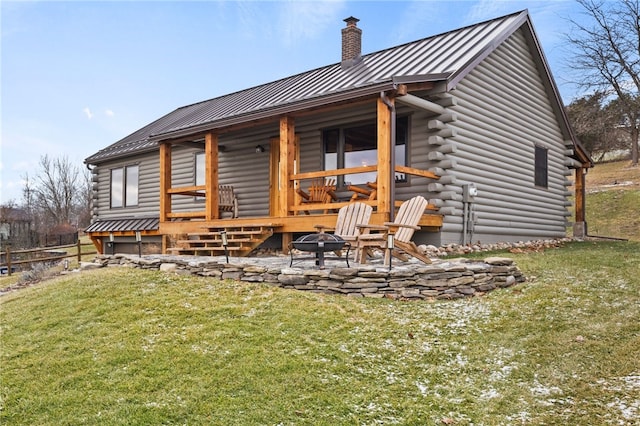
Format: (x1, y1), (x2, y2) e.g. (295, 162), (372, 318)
(157, 94), (443, 255)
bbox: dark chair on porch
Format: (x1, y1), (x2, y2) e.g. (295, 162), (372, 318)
(219, 185), (238, 218)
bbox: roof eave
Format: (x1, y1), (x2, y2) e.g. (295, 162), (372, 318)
(147, 81), (398, 142)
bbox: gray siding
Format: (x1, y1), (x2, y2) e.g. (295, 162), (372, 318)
(162, 125), (279, 218)
(92, 153), (160, 220)
(441, 28), (571, 244)
(217, 124), (278, 217)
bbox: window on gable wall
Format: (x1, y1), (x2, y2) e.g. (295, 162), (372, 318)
(534, 145), (548, 188)
(323, 116), (408, 186)
(110, 165), (139, 208)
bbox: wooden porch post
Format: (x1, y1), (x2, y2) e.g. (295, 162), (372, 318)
(205, 132), (219, 220)
(159, 141), (171, 223)
(279, 116), (295, 252)
(376, 96), (392, 217)
(278, 116), (295, 217)
(574, 167), (587, 238)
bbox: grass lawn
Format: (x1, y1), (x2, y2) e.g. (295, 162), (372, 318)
(568, 160), (640, 241)
(1, 240), (639, 425)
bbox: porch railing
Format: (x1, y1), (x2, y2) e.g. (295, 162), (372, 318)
(289, 165), (440, 214)
(164, 165), (439, 220)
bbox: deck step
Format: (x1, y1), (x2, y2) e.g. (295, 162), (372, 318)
(171, 223), (283, 257)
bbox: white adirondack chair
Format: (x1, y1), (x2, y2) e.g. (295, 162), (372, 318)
(354, 195), (432, 266)
(314, 202), (373, 260)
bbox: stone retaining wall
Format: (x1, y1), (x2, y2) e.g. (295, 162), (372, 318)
(92, 254), (526, 300)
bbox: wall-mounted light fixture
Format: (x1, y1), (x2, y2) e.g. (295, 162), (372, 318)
(255, 145), (265, 153)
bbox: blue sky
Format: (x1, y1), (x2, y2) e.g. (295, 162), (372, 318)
(1, 0), (588, 204)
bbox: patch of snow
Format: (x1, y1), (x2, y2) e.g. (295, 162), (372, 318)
(480, 388), (501, 399)
(416, 381), (428, 396)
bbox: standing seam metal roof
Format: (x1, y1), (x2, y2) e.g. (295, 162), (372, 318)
(85, 10), (528, 164)
(83, 217), (160, 233)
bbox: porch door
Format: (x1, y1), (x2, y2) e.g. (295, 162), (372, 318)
(269, 136), (299, 216)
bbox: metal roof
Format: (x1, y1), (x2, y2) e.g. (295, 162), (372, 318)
(85, 10), (532, 164)
(84, 217), (160, 233)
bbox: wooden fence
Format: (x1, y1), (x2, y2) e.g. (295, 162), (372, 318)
(0, 240), (97, 276)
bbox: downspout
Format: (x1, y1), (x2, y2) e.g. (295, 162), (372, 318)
(380, 91), (396, 222)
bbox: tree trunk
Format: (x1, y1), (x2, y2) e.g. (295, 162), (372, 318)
(632, 128), (639, 166)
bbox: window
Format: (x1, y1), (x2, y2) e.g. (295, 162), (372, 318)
(323, 116), (408, 186)
(534, 146), (548, 188)
(195, 152), (206, 199)
(195, 152), (205, 187)
(110, 165), (139, 208)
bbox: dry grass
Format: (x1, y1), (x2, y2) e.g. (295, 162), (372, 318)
(566, 160), (640, 241)
(585, 160), (640, 192)
(1, 241), (639, 425)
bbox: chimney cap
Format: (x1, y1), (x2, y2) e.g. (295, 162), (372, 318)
(344, 16), (360, 26)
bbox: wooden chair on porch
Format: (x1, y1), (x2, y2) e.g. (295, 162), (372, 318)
(218, 185), (238, 218)
(347, 179), (377, 201)
(354, 195), (432, 266)
(296, 178), (338, 215)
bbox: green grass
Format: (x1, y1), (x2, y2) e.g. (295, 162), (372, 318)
(2, 241), (639, 425)
(567, 160), (640, 241)
(586, 190), (640, 241)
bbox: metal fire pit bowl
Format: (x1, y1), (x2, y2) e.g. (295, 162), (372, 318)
(289, 233), (350, 269)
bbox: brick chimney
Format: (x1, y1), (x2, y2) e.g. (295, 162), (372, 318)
(341, 16), (362, 69)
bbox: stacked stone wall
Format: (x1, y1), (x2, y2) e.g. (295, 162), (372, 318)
(92, 255), (525, 300)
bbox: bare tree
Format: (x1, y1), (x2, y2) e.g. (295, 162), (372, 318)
(566, 91), (628, 161)
(566, 0), (640, 165)
(74, 166), (93, 228)
(31, 155), (81, 228)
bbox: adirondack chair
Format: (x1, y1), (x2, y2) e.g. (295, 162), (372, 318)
(314, 202), (373, 260)
(347, 178), (403, 208)
(218, 185), (238, 218)
(354, 195), (432, 266)
(296, 178), (338, 214)
(347, 180), (377, 201)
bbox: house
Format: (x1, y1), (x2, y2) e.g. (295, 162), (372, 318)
(0, 207), (34, 251)
(84, 10), (592, 256)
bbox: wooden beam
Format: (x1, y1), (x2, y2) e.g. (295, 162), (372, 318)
(376, 97), (392, 216)
(575, 168), (585, 223)
(159, 142), (171, 222)
(269, 137), (280, 217)
(205, 132), (219, 220)
(159, 213), (443, 236)
(167, 211), (206, 219)
(395, 165), (440, 180)
(292, 165), (377, 181)
(278, 116), (295, 217)
(168, 185), (205, 195)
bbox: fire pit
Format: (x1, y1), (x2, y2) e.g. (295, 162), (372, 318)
(289, 233), (351, 269)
